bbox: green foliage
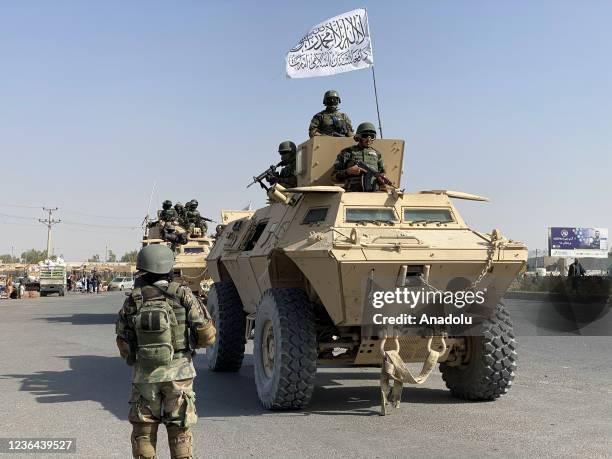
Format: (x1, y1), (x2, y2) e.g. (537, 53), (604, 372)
(107, 250), (117, 262)
(88, 254), (101, 262)
(20, 249), (47, 264)
(120, 250), (138, 263)
(0, 254), (19, 263)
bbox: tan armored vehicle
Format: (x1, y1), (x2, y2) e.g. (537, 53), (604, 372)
(206, 137), (528, 411)
(142, 222), (214, 298)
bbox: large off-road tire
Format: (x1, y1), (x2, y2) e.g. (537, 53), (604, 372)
(440, 302), (517, 401)
(206, 281), (246, 372)
(254, 288), (317, 410)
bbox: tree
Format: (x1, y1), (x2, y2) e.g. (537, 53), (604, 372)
(20, 249), (47, 264)
(107, 250), (117, 262)
(88, 254), (100, 262)
(0, 254), (19, 263)
(120, 250), (138, 263)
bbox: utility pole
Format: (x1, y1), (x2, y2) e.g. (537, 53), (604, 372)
(39, 207), (61, 259)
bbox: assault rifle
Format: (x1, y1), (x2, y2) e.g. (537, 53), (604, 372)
(354, 160), (394, 192)
(247, 162), (283, 190)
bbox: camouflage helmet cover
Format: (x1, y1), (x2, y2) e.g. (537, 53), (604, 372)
(323, 89), (341, 105)
(162, 199), (172, 209)
(174, 202), (183, 209)
(189, 199), (198, 208)
(356, 122), (377, 136)
(136, 244), (175, 274)
(278, 141), (297, 154)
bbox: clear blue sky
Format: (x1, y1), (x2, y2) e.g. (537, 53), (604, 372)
(1, 1), (610, 260)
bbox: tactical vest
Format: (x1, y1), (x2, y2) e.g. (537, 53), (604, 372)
(316, 111), (350, 136)
(342, 147), (381, 191)
(130, 282), (190, 367)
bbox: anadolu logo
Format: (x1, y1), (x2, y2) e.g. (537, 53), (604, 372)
(561, 229), (569, 237)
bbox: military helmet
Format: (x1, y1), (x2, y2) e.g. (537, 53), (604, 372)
(162, 199), (172, 209)
(356, 122), (377, 136)
(190, 199), (198, 208)
(136, 244), (175, 274)
(323, 89), (341, 105)
(278, 141), (297, 154)
(174, 202), (183, 209)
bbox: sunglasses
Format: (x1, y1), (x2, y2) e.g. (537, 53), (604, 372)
(360, 133), (376, 139)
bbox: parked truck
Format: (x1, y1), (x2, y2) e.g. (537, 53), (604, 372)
(39, 265), (67, 297)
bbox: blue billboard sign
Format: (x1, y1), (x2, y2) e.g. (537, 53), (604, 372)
(548, 227), (609, 258)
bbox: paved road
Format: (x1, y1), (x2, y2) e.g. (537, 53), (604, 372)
(0, 292), (610, 458)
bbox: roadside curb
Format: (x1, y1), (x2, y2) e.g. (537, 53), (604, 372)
(504, 291), (609, 303)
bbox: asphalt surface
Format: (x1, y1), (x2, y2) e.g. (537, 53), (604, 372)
(0, 292), (610, 458)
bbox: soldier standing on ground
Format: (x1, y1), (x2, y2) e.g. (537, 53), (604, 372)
(116, 244), (216, 459)
(331, 122), (387, 192)
(308, 90), (353, 138)
(267, 141), (298, 188)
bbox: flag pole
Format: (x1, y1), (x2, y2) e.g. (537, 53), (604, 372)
(371, 65), (383, 138)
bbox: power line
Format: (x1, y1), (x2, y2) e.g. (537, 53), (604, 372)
(0, 203), (139, 221)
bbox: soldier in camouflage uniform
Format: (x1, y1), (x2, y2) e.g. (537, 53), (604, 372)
(159, 200), (178, 223)
(267, 141), (297, 188)
(332, 122), (387, 192)
(309, 90), (353, 138)
(185, 200), (211, 235)
(116, 244), (216, 459)
(174, 202), (186, 228)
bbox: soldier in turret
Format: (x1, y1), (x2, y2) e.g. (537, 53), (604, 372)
(267, 141), (297, 188)
(332, 122), (387, 192)
(309, 90), (353, 138)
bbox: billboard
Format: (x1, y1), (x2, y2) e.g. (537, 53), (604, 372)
(549, 227), (609, 258)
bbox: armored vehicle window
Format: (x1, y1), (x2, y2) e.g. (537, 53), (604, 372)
(303, 207), (329, 224)
(244, 221), (268, 251)
(403, 208), (454, 223)
(184, 247), (204, 254)
(345, 208), (397, 223)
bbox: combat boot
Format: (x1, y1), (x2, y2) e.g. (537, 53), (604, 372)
(131, 422), (158, 459)
(167, 425), (193, 459)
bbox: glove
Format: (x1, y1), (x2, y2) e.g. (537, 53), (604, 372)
(193, 321), (216, 348)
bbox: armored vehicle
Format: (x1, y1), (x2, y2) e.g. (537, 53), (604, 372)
(206, 137), (528, 410)
(142, 221), (213, 298)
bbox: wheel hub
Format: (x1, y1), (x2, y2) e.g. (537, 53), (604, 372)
(261, 320), (275, 379)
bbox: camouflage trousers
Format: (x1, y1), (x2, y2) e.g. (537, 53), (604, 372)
(128, 378), (197, 428)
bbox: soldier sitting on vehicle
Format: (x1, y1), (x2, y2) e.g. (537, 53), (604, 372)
(331, 122), (388, 192)
(174, 202), (186, 227)
(266, 141), (298, 188)
(148, 200), (178, 228)
(185, 200), (212, 235)
(309, 90), (353, 138)
(161, 224), (188, 250)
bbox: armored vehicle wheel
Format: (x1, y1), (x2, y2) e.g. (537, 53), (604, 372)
(440, 302), (517, 401)
(254, 288), (317, 409)
(207, 282), (246, 372)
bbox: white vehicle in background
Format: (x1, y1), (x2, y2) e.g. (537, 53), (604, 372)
(39, 265), (67, 297)
(108, 277), (134, 291)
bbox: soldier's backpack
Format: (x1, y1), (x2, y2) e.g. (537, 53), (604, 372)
(130, 283), (189, 367)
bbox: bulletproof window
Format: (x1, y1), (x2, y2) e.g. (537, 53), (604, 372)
(184, 247), (204, 254)
(243, 221), (269, 251)
(345, 208), (397, 223)
(302, 207), (329, 225)
(403, 208), (454, 223)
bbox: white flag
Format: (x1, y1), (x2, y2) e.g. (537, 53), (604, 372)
(286, 8), (374, 79)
